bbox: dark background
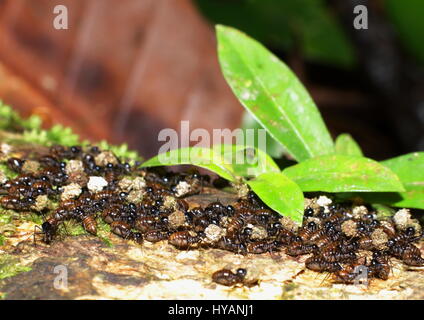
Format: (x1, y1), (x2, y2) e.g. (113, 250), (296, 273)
(0, 0), (422, 160)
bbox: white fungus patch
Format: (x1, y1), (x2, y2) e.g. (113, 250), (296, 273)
(61, 183), (82, 201)
(393, 209), (411, 230)
(127, 190), (143, 204)
(168, 210), (186, 228)
(204, 224), (226, 243)
(174, 181), (191, 198)
(341, 220), (357, 237)
(280, 216), (300, 232)
(250, 225), (268, 240)
(316, 196), (332, 207)
(352, 206), (368, 219)
(94, 151), (119, 166)
(66, 160), (84, 175)
(87, 176), (108, 193)
(231, 182), (250, 198)
(162, 196), (176, 210)
(131, 177), (146, 190)
(118, 177), (146, 192)
(31, 195), (49, 211)
(317, 196), (332, 213)
(371, 228), (389, 250)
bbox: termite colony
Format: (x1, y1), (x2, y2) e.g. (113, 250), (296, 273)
(0, 144), (423, 286)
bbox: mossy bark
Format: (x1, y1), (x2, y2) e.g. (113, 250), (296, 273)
(1, 134), (424, 300)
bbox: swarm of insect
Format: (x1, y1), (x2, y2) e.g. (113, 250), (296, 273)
(1, 144), (423, 285)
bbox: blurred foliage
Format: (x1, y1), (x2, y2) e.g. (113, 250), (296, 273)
(0, 100), (142, 162)
(23, 125), (81, 147)
(98, 140), (143, 164)
(385, 0), (424, 64)
(195, 0), (356, 68)
(197, 0), (424, 67)
(0, 101), (42, 131)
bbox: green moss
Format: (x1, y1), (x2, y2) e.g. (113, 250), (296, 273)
(24, 212), (44, 225)
(98, 140), (142, 163)
(1, 101), (142, 165)
(0, 210), (15, 244)
(61, 221), (87, 237)
(22, 125), (81, 147)
(0, 163), (18, 180)
(0, 212), (12, 224)
(0, 101), (42, 132)
(97, 219), (113, 247)
(0, 255), (31, 280)
(98, 235), (114, 248)
(54, 217), (114, 247)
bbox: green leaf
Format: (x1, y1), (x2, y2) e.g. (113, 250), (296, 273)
(337, 191), (424, 211)
(377, 152), (424, 209)
(382, 152), (424, 188)
(141, 147), (236, 182)
(240, 111), (286, 158)
(217, 25), (334, 162)
(282, 154), (405, 192)
(335, 133), (363, 157)
(213, 144), (280, 178)
(247, 172), (304, 222)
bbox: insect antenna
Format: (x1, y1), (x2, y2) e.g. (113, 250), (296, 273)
(291, 269), (305, 280)
(32, 224), (49, 246)
(318, 271), (333, 287)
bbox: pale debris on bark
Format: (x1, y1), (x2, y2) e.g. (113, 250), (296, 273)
(1, 183), (424, 300)
(87, 176), (108, 193)
(1, 232), (424, 300)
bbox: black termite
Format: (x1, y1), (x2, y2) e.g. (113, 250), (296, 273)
(212, 268), (247, 286)
(168, 231), (200, 250)
(7, 157), (25, 172)
(246, 241), (279, 254)
(305, 256), (342, 273)
(110, 221), (143, 244)
(82, 215), (97, 235)
(286, 242), (318, 256)
(368, 252), (391, 280)
(34, 218), (60, 244)
(144, 230), (169, 243)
